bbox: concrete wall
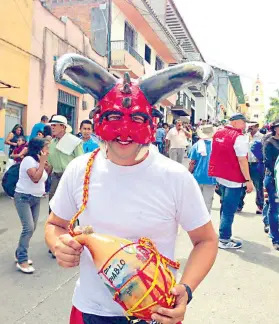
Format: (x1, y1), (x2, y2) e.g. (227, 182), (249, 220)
(212, 68), (229, 112)
(27, 0), (106, 135)
(227, 80), (238, 118)
(0, 0), (33, 149)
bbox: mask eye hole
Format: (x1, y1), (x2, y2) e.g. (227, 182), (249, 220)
(106, 113), (123, 121)
(131, 115), (145, 124)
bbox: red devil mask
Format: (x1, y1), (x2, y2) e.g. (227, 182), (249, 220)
(54, 54), (213, 144)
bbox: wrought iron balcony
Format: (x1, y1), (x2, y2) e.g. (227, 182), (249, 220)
(172, 91), (191, 116)
(111, 41), (144, 66)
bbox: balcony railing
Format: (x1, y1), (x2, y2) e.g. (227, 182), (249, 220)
(173, 91), (191, 116)
(176, 91), (187, 107)
(111, 41), (144, 66)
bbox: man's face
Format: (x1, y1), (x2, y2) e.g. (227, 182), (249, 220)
(248, 125), (259, 134)
(233, 119), (246, 130)
(176, 122), (183, 130)
(80, 123), (93, 140)
(51, 124), (65, 137)
(106, 113), (144, 162)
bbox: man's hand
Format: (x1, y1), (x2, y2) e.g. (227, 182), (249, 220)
(151, 285), (188, 324)
(246, 180), (254, 193)
(54, 233), (83, 268)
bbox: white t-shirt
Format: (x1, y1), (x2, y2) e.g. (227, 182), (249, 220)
(166, 128), (187, 149)
(217, 134), (249, 188)
(50, 150), (210, 316)
(16, 156), (48, 197)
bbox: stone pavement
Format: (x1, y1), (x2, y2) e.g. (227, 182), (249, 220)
(0, 189), (278, 324)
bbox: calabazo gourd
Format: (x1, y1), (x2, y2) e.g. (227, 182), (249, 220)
(74, 225), (180, 321)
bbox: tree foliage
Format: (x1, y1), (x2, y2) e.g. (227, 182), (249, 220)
(266, 90), (279, 122)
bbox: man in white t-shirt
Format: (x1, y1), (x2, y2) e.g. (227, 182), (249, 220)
(209, 113), (254, 250)
(45, 53), (217, 324)
(166, 120), (192, 164)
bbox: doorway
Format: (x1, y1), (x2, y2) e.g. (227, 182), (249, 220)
(57, 90), (78, 133)
(4, 101), (23, 155)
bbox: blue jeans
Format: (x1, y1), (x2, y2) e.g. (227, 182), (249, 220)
(238, 163), (264, 210)
(262, 201), (269, 226)
(154, 141), (164, 154)
(219, 184), (243, 241)
(14, 192), (41, 263)
(264, 175), (279, 244)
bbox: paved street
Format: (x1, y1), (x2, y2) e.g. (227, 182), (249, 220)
(0, 190), (278, 324)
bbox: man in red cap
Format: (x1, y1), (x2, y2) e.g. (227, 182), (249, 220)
(45, 54), (218, 324)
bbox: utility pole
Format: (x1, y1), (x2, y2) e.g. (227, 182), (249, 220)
(107, 0), (112, 69)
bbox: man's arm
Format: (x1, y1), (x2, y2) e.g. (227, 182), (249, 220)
(238, 159), (253, 193)
(180, 221), (218, 291)
(45, 212), (82, 268)
(234, 135), (254, 193)
(188, 160), (196, 173)
(182, 128), (192, 139)
(152, 221), (217, 324)
(238, 156), (251, 181)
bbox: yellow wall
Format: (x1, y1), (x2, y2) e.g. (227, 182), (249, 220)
(0, 0), (33, 106)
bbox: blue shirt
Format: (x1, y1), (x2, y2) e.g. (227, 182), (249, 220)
(189, 140), (216, 185)
(82, 137), (99, 153)
(30, 122), (45, 140)
(156, 128), (166, 142)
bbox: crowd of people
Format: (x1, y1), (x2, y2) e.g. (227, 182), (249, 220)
(3, 111), (279, 277)
(3, 115), (99, 273)
(154, 114), (279, 252)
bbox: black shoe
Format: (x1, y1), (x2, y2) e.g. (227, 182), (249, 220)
(264, 225), (269, 233)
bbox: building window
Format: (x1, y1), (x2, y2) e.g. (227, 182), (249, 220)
(124, 22), (136, 49)
(155, 56), (164, 70)
(145, 45), (151, 64)
(255, 97), (259, 102)
(254, 114), (259, 118)
(256, 85), (259, 91)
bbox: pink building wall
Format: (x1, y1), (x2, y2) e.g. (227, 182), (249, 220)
(27, 0), (107, 135)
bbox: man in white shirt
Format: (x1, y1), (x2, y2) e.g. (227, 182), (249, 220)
(45, 53), (217, 324)
(166, 119), (192, 164)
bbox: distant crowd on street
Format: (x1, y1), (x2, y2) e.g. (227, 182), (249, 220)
(2, 112), (279, 274)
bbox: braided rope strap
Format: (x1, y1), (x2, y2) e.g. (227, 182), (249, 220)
(123, 237), (180, 318)
(68, 148), (100, 237)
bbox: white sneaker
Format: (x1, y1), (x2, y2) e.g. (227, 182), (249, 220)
(16, 263), (35, 274)
(218, 239), (242, 249)
(15, 258), (33, 265)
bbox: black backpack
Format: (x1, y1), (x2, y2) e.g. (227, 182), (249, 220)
(1, 163), (20, 197)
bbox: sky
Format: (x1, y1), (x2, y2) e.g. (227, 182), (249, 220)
(173, 0), (279, 110)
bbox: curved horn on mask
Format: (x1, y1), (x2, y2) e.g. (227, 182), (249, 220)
(54, 53), (117, 100)
(139, 62), (214, 105)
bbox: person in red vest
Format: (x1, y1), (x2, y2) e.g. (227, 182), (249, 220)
(209, 113), (254, 249)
